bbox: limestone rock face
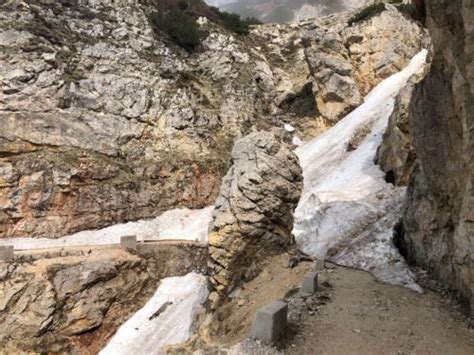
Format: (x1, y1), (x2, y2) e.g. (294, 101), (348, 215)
(208, 131), (303, 298)
(252, 5), (429, 137)
(0, 243), (208, 353)
(0, 1), (426, 239)
(0, 0), (233, 239)
(376, 77), (421, 186)
(403, 0), (474, 310)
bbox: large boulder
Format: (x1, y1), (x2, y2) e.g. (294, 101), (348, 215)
(208, 131), (303, 301)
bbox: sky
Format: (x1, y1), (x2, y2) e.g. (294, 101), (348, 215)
(204, 0), (371, 23)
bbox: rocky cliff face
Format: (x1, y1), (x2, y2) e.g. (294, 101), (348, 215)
(251, 7), (429, 137)
(0, 243), (207, 353)
(0, 1), (426, 241)
(0, 0), (245, 239)
(375, 71), (427, 186)
(400, 0), (473, 311)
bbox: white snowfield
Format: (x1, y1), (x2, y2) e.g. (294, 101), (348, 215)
(100, 273), (209, 355)
(0, 207), (214, 250)
(293, 50), (428, 292)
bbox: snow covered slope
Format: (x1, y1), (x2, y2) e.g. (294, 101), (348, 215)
(100, 273), (209, 355)
(0, 207), (214, 250)
(293, 50), (428, 292)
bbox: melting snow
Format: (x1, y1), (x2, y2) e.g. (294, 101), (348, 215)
(293, 50), (428, 292)
(0, 207), (214, 250)
(100, 273), (209, 355)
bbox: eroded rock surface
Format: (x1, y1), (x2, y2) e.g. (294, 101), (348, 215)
(0, 0), (427, 239)
(376, 78), (421, 186)
(251, 6), (429, 137)
(208, 131), (302, 301)
(0, 243), (208, 353)
(402, 0), (474, 311)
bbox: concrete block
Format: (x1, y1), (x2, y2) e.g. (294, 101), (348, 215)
(315, 258), (325, 270)
(302, 271), (318, 294)
(120, 235), (137, 249)
(0, 245), (14, 261)
(249, 301), (288, 344)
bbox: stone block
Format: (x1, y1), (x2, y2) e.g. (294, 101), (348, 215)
(315, 257), (325, 270)
(120, 236), (137, 249)
(0, 245), (14, 261)
(249, 301), (288, 344)
(302, 271), (318, 294)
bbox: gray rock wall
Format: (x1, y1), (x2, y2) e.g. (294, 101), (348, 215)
(403, 0), (474, 311)
(375, 74), (425, 186)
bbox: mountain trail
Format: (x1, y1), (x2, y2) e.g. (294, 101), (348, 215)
(281, 266), (474, 355)
(211, 259), (474, 354)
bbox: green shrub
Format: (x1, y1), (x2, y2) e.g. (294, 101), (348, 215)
(348, 2), (386, 26)
(149, 8), (205, 52)
(216, 10), (261, 36)
(148, 0), (260, 50)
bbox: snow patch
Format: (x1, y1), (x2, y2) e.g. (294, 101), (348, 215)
(293, 50), (428, 291)
(0, 207), (214, 250)
(100, 273), (209, 355)
(284, 123), (295, 132)
(292, 135), (303, 147)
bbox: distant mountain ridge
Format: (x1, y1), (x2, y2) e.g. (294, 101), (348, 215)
(205, 0), (372, 22)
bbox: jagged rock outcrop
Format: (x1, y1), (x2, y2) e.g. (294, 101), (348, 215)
(402, 0), (474, 312)
(252, 5), (429, 137)
(208, 131), (302, 302)
(0, 243), (208, 353)
(375, 74), (426, 186)
(0, 0), (426, 240)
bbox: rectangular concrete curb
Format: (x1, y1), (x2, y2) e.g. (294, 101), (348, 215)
(249, 300), (288, 344)
(120, 235), (138, 249)
(315, 258), (325, 271)
(302, 271), (319, 294)
(0, 245), (14, 261)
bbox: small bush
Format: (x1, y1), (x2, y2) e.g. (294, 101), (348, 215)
(149, 8), (205, 52)
(148, 0), (260, 50)
(208, 6), (262, 36)
(348, 2), (386, 26)
(216, 10), (261, 35)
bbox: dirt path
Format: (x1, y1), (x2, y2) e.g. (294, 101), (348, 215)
(211, 257), (473, 354)
(209, 253), (314, 345)
(284, 266), (474, 355)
